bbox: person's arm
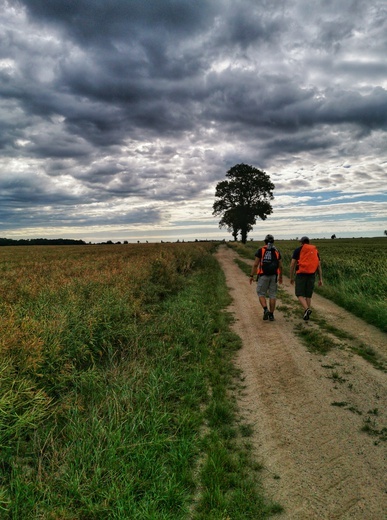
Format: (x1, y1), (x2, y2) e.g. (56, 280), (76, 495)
(317, 261), (323, 286)
(249, 257), (260, 285)
(289, 258), (297, 285)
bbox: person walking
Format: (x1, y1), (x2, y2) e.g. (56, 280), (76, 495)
(250, 234), (283, 321)
(289, 236), (323, 320)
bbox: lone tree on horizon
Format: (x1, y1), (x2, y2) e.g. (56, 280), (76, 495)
(213, 163), (275, 243)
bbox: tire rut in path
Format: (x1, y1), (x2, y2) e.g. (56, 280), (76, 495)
(216, 246), (387, 519)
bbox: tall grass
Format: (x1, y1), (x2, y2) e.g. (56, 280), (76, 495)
(0, 243), (278, 518)
(229, 237), (387, 332)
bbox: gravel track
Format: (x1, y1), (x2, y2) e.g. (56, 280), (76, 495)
(216, 246), (387, 519)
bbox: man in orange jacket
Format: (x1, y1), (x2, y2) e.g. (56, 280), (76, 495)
(290, 236), (323, 320)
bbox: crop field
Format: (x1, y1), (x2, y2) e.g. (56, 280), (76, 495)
(1, 238), (385, 518)
(229, 237), (387, 333)
(0, 242), (280, 519)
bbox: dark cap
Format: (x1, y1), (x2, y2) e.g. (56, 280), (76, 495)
(300, 236), (310, 244)
(264, 234), (274, 243)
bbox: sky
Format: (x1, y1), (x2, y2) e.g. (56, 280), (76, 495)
(1, 0), (386, 243)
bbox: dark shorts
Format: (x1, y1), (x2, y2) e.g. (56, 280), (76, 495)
(295, 273), (315, 298)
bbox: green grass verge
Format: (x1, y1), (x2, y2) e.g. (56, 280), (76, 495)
(2, 250), (281, 518)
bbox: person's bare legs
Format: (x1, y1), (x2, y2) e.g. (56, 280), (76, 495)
(259, 296), (276, 311)
(298, 296), (311, 311)
(259, 296), (267, 309)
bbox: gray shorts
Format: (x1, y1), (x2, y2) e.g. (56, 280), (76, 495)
(257, 275), (278, 299)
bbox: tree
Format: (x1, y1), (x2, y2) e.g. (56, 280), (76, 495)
(213, 163), (274, 243)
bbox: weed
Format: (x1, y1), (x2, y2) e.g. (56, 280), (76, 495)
(347, 406), (362, 415)
(294, 324), (337, 354)
(361, 418), (387, 442)
(239, 424), (255, 438)
(328, 371), (347, 384)
(276, 304), (292, 317)
(314, 318), (354, 340)
(351, 344), (386, 371)
(331, 402), (363, 415)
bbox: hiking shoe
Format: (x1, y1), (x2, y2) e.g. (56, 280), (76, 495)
(263, 309), (270, 321)
(303, 308), (312, 321)
(269, 313), (274, 321)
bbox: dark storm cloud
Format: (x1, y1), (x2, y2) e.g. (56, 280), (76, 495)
(1, 0), (387, 238)
(9, 0), (387, 138)
(1, 176), (68, 205)
(20, 0), (214, 42)
(0, 202), (162, 229)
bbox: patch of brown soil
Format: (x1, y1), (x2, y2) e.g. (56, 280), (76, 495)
(216, 246), (387, 519)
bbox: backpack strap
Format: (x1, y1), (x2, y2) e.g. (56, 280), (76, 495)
(257, 245), (267, 275)
(271, 247), (280, 280)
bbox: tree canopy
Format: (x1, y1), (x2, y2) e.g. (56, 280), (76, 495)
(213, 163), (274, 243)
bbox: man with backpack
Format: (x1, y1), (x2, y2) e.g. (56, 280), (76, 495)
(249, 234), (283, 321)
(289, 236), (323, 320)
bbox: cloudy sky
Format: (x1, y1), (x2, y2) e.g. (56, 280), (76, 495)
(1, 0), (386, 243)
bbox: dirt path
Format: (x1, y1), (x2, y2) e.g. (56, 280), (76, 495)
(216, 246), (387, 519)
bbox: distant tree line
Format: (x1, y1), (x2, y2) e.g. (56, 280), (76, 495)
(0, 238), (87, 246)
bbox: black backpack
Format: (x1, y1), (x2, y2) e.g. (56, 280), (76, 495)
(261, 245), (279, 276)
